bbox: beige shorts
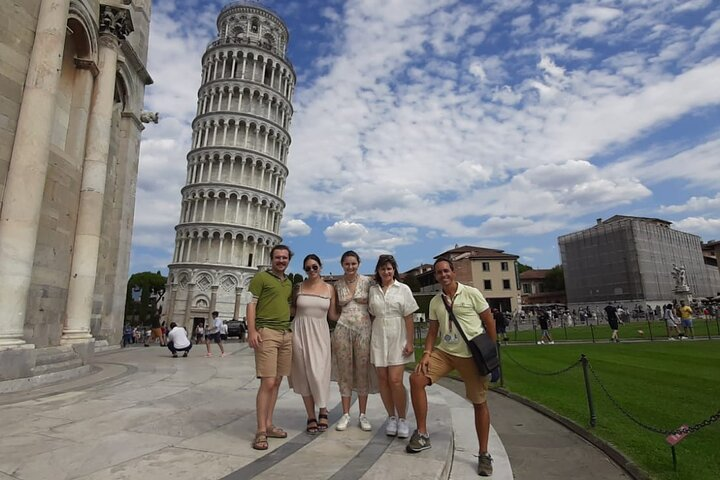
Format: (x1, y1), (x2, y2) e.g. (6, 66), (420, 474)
(426, 349), (490, 404)
(255, 327), (292, 378)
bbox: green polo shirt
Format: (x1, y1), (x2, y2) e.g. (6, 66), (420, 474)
(248, 270), (292, 330)
(429, 282), (489, 358)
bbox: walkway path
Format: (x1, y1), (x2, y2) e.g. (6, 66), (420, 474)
(0, 342), (627, 479)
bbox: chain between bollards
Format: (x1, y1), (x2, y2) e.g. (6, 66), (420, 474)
(580, 354), (597, 427)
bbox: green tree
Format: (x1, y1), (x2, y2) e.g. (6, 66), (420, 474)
(544, 265), (565, 292)
(517, 262), (533, 274)
(404, 272), (421, 292)
(287, 272), (304, 285)
(125, 271), (167, 327)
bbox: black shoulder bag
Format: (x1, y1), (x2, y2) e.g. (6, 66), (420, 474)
(442, 299), (499, 377)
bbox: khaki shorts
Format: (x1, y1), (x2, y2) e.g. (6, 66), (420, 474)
(426, 349), (489, 404)
(255, 327), (292, 378)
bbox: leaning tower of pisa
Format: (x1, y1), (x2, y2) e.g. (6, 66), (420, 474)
(165, 1), (295, 329)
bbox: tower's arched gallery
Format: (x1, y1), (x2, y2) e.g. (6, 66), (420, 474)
(164, 1), (295, 329)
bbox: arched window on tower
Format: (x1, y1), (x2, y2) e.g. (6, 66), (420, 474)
(263, 33), (275, 52)
(250, 18), (259, 34)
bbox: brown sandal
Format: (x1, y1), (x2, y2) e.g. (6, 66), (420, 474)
(318, 413), (329, 432)
(267, 425), (288, 438)
(253, 431), (268, 450)
(306, 418), (318, 434)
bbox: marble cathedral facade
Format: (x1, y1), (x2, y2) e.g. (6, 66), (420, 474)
(164, 2), (295, 330)
(0, 0), (153, 383)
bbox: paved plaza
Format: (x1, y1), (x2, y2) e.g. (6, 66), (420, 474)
(0, 342), (628, 479)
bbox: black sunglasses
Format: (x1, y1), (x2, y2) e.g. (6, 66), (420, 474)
(379, 254), (395, 261)
(304, 264), (319, 272)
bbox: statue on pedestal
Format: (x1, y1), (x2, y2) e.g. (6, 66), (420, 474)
(671, 264), (689, 291)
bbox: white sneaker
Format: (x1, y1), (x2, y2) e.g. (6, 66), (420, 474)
(358, 414), (372, 432)
(385, 416), (398, 436)
(336, 413), (351, 431)
(397, 418), (410, 438)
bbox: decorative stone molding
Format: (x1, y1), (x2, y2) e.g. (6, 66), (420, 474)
(74, 57), (100, 77)
(99, 5), (134, 41)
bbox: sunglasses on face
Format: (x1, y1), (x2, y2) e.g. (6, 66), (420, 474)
(304, 264), (319, 272)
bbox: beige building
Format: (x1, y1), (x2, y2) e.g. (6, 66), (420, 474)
(164, 2), (295, 332)
(0, 0), (153, 384)
(417, 245), (521, 312)
(519, 269), (567, 306)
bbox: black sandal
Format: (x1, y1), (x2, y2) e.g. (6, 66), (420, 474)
(318, 413), (329, 432)
(306, 418), (318, 434)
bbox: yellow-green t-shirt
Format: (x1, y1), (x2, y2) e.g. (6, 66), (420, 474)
(248, 270), (292, 330)
(679, 305), (693, 320)
(429, 282), (490, 358)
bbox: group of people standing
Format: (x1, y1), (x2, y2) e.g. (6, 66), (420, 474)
(246, 245), (497, 476)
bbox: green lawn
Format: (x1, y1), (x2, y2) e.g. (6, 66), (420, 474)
(497, 342), (720, 480)
(504, 318), (720, 343)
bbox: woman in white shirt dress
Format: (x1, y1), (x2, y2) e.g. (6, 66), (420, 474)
(368, 254), (418, 439)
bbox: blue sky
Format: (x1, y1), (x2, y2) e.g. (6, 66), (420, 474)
(132, 0), (720, 276)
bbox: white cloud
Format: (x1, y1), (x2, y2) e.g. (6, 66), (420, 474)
(674, 0), (711, 12)
(673, 217), (720, 236)
(661, 194), (720, 213)
(324, 220), (417, 258)
(281, 219), (312, 237)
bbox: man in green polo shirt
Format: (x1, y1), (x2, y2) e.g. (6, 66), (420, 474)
(247, 244), (293, 450)
(407, 257), (497, 477)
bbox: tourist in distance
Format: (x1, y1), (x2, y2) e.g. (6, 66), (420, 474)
(247, 245), (294, 450)
(166, 322), (192, 357)
(194, 323), (204, 344)
(537, 309), (554, 344)
(407, 257), (496, 477)
(678, 301), (695, 339)
(493, 308), (509, 343)
(368, 254), (418, 439)
(205, 311), (226, 357)
(604, 303), (621, 343)
(332, 251), (377, 432)
(289, 254), (338, 434)
(663, 304), (683, 340)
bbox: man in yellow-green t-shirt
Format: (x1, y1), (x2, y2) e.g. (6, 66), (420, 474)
(407, 257), (497, 476)
(679, 301), (694, 338)
(247, 245), (293, 450)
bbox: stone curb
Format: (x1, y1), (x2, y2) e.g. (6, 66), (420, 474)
(491, 387), (650, 480)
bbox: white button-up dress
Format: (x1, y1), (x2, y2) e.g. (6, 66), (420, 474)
(368, 280), (419, 367)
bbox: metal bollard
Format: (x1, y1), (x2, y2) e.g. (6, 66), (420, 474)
(581, 354), (597, 427)
(496, 340), (504, 388)
(590, 324), (595, 343)
(647, 319), (654, 341)
(706, 318), (712, 340)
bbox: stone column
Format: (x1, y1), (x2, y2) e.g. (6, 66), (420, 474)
(165, 286), (177, 324)
(233, 287), (243, 320)
(183, 283), (196, 330)
(62, 6), (134, 343)
(209, 285), (219, 313)
(0, 0), (71, 347)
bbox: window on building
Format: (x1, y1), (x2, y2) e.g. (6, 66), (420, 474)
(483, 279), (492, 290)
(251, 19), (259, 33)
(482, 262), (490, 271)
(247, 253), (254, 267)
(522, 283), (531, 294)
(501, 261), (508, 271)
(503, 279), (511, 290)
